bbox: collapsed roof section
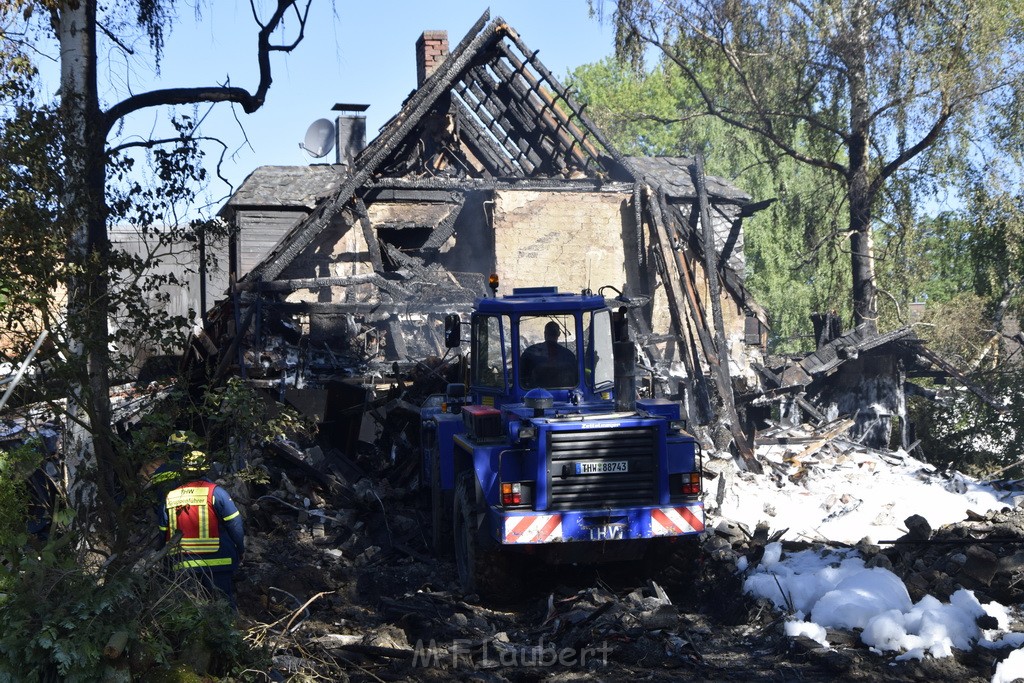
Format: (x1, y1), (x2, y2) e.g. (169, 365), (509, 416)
(747, 321), (1006, 451)
(239, 11), (760, 293)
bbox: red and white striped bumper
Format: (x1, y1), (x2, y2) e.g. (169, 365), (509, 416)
(501, 503), (704, 544)
(650, 505), (705, 536)
(504, 514), (564, 544)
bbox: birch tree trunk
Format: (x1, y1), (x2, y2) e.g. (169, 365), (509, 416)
(58, 0), (119, 533)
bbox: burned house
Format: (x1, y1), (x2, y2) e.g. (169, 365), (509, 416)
(210, 12), (770, 452)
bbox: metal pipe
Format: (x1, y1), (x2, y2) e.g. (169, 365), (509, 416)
(0, 330), (49, 413)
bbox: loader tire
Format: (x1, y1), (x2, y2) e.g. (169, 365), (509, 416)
(430, 452), (452, 554)
(453, 471), (519, 600)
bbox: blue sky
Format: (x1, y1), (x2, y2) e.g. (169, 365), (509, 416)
(101, 1), (619, 213)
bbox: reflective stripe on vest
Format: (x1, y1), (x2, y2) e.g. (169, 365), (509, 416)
(165, 481), (220, 555)
(172, 557), (234, 571)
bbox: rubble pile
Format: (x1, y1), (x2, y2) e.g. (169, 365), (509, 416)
(4, 383), (1024, 680)
(207, 434), (1003, 682)
(879, 508), (1024, 606)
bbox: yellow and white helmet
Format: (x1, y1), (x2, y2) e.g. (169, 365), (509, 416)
(181, 450), (209, 476)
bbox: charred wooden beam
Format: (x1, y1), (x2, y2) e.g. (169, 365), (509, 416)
(485, 53), (567, 172)
(379, 242), (428, 277)
(909, 343), (1004, 410)
(492, 42), (598, 171)
(387, 319), (409, 359)
(632, 183), (646, 273)
(421, 194), (466, 252)
(693, 155), (758, 471)
(458, 67), (543, 172)
(716, 207), (743, 273)
(668, 201), (756, 313)
(646, 187), (714, 420)
(455, 69), (530, 167)
(213, 301), (258, 385)
(452, 100), (519, 177)
(794, 395), (827, 424)
(246, 274), (411, 297)
(472, 100), (546, 176)
(364, 176), (633, 192)
(265, 301), (473, 318)
(354, 197), (384, 273)
(363, 188), (458, 202)
(650, 189), (717, 365)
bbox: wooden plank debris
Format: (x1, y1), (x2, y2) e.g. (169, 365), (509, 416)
(786, 418), (856, 464)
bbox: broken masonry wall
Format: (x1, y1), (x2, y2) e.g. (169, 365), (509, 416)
(491, 190), (629, 295)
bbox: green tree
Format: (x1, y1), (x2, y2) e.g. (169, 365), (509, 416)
(567, 57), (693, 156)
(601, 0), (1024, 331)
(1, 0), (312, 544)
(568, 56), (851, 349)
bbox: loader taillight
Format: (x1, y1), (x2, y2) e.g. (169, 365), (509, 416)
(501, 482), (522, 506)
(670, 472), (701, 496)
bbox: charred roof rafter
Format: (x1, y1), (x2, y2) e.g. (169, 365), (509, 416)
(490, 41), (601, 173)
(454, 64), (541, 174)
(450, 100), (518, 177)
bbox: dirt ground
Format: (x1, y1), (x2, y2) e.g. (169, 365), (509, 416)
(226, 451), (1020, 683)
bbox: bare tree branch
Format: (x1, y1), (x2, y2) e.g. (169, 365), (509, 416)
(102, 0), (311, 132)
(635, 26), (849, 177)
(107, 134), (220, 155)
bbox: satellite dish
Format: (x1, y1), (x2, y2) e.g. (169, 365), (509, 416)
(300, 118), (336, 158)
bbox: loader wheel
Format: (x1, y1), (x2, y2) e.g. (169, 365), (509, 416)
(453, 471), (520, 600)
(430, 452), (452, 554)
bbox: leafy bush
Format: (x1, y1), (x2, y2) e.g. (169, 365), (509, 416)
(911, 368), (1024, 478)
(0, 545), (261, 680)
(0, 443), (39, 567)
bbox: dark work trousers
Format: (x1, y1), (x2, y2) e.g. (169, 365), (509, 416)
(183, 566), (238, 612)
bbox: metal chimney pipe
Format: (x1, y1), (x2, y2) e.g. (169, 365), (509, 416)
(331, 103), (369, 167)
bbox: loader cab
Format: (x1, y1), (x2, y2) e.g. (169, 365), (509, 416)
(467, 287), (616, 408)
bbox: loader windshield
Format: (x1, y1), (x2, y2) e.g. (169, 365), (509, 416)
(519, 315), (578, 389)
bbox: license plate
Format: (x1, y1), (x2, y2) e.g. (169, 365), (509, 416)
(575, 460), (629, 475)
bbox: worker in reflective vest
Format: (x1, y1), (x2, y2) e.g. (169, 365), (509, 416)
(159, 449), (245, 611)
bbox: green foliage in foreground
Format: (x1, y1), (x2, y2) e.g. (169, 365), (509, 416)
(910, 367), (1024, 478)
(0, 445), (38, 560)
(0, 545), (260, 681)
(0, 377), (313, 679)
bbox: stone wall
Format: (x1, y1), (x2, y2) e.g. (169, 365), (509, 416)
(491, 190), (630, 295)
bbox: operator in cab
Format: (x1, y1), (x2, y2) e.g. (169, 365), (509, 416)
(520, 320), (578, 389)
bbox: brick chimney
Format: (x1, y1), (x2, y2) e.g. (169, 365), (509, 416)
(416, 30), (449, 86)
